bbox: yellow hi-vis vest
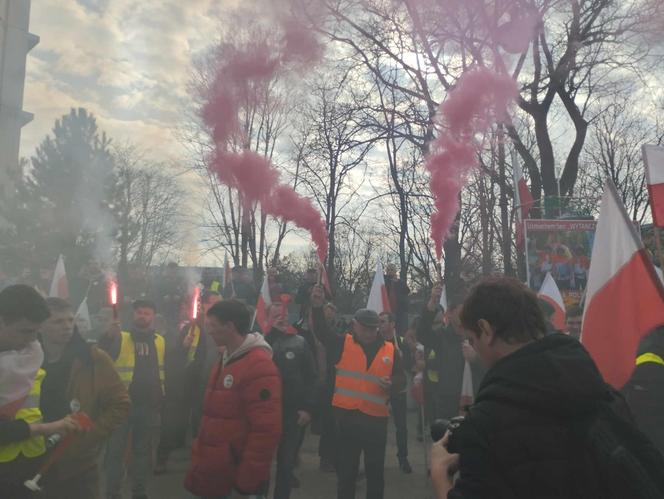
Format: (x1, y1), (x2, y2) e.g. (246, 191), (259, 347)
(636, 353), (664, 366)
(115, 331), (165, 392)
(0, 369), (46, 462)
(209, 280), (221, 293)
(186, 325), (201, 364)
(332, 334), (395, 417)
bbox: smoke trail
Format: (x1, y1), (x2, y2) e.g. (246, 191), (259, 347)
(202, 9), (328, 261)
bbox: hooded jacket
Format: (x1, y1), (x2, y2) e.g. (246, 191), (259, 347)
(185, 333), (282, 497)
(448, 334), (620, 499)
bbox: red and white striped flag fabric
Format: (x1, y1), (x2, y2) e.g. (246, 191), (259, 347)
(538, 272), (566, 332)
(643, 144), (664, 227)
(581, 180), (664, 389)
(513, 153), (535, 248)
(49, 254), (69, 299)
(254, 273), (272, 333)
(318, 258), (332, 296)
(367, 262), (392, 314)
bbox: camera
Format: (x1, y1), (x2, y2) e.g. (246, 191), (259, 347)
(430, 416), (465, 442)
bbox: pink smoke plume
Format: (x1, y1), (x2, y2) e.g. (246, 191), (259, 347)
(202, 11), (328, 261)
(426, 68), (518, 259)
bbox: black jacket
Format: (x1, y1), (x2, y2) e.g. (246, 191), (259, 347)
(417, 307), (484, 419)
(266, 328), (318, 416)
(448, 334), (617, 499)
(624, 327), (664, 455)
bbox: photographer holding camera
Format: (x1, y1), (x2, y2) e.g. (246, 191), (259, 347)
(431, 277), (664, 499)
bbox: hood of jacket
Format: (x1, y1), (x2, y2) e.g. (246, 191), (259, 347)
(223, 332), (273, 367)
(476, 333), (611, 417)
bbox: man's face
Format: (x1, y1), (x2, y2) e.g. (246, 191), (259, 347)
(323, 304), (336, 324)
(0, 318), (43, 351)
(353, 320), (378, 345)
(206, 315), (232, 347)
(41, 309), (75, 347)
(378, 314), (395, 341)
(133, 307), (155, 331)
(202, 295), (221, 316)
(269, 303), (288, 331)
(463, 321), (498, 368)
(567, 314), (582, 338)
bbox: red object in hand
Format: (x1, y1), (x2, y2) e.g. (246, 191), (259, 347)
(192, 287), (201, 321)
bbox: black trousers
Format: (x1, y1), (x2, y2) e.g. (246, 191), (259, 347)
(274, 412), (305, 499)
(336, 412), (388, 499)
(391, 392), (408, 459)
(318, 403), (337, 463)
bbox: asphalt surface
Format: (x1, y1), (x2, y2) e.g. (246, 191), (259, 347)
(143, 410), (435, 499)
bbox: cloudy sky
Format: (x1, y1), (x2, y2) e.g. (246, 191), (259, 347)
(20, 0), (228, 162)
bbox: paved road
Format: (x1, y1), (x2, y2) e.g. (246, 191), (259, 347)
(145, 411), (435, 499)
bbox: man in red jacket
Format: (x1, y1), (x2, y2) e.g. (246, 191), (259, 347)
(185, 300), (282, 499)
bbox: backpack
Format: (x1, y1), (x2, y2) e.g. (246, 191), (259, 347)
(576, 393), (664, 499)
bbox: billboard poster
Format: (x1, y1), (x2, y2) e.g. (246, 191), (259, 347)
(525, 219), (597, 309)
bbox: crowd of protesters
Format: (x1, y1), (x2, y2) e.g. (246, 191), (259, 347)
(1, 261), (664, 499)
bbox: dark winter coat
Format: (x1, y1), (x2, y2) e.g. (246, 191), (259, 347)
(185, 334), (282, 497)
(266, 328), (318, 416)
(447, 334), (641, 499)
(624, 327), (664, 455)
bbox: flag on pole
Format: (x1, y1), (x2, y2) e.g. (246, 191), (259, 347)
(538, 272), (566, 331)
(254, 273), (272, 333)
(49, 255), (69, 299)
(439, 284), (448, 312)
(223, 254), (235, 298)
(643, 144), (664, 227)
(367, 262), (391, 314)
(512, 150), (535, 248)
(75, 297), (92, 334)
(318, 258), (332, 296)
(581, 180), (664, 389)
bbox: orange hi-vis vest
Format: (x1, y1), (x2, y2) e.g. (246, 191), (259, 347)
(332, 334), (395, 417)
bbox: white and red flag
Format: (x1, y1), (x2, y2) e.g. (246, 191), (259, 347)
(581, 180), (664, 389)
(254, 273), (272, 333)
(459, 361), (474, 414)
(318, 258), (332, 296)
(643, 144), (664, 227)
(538, 272), (566, 332)
(49, 254), (69, 299)
(513, 152), (535, 248)
(367, 261), (392, 314)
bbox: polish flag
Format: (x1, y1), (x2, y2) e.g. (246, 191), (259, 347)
(49, 255), (69, 299)
(75, 297), (92, 334)
(513, 151), (535, 248)
(318, 258), (332, 296)
(581, 180), (664, 389)
(253, 273), (272, 333)
(538, 272), (566, 331)
(439, 284), (448, 311)
(223, 254), (235, 298)
(367, 262), (392, 314)
(643, 144), (664, 227)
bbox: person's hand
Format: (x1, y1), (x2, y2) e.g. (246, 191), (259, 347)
(430, 433), (459, 498)
(182, 333), (194, 348)
(310, 285), (325, 309)
(462, 342), (477, 362)
(428, 284), (443, 312)
(378, 376), (392, 391)
(32, 415), (84, 437)
(297, 410), (312, 426)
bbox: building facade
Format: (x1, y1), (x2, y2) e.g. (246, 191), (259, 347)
(0, 0), (38, 224)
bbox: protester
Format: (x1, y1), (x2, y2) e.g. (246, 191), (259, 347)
(0, 285), (82, 498)
(38, 298), (129, 499)
(417, 286), (483, 422)
(430, 277), (664, 499)
(185, 300), (282, 499)
(155, 291), (222, 474)
(265, 300), (317, 499)
(154, 262), (185, 334)
(311, 285), (406, 499)
(538, 298), (560, 335)
(100, 299), (165, 499)
(295, 268), (318, 321)
(384, 264), (410, 336)
(566, 304), (583, 340)
(231, 267), (258, 305)
(378, 312), (413, 474)
(624, 326), (664, 454)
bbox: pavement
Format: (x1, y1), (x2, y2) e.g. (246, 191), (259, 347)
(145, 410), (435, 499)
